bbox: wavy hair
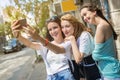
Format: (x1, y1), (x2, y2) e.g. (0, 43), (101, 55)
(61, 14), (93, 39)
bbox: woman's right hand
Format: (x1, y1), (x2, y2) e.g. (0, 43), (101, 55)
(11, 20), (21, 38)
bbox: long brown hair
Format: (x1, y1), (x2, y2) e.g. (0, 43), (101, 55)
(79, 3), (118, 40)
(46, 16), (65, 41)
(61, 14), (93, 39)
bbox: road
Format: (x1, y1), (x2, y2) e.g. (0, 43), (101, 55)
(0, 48), (46, 80)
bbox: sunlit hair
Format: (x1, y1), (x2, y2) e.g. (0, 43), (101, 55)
(61, 14), (93, 39)
(79, 3), (117, 40)
(45, 16), (65, 41)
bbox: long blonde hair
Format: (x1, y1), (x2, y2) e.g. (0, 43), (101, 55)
(61, 14), (93, 39)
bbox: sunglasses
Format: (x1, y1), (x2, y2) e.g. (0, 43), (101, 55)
(46, 16), (59, 23)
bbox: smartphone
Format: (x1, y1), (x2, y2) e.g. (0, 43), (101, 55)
(18, 19), (27, 27)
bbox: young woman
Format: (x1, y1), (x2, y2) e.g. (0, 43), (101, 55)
(61, 14), (101, 80)
(80, 3), (120, 80)
(11, 16), (75, 80)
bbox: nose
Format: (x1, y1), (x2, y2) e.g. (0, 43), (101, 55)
(83, 16), (87, 22)
(62, 27), (66, 33)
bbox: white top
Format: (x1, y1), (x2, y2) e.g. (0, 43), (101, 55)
(37, 41), (72, 75)
(77, 31), (94, 57)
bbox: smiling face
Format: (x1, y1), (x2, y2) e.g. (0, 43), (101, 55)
(47, 22), (62, 40)
(61, 20), (74, 37)
(80, 7), (96, 24)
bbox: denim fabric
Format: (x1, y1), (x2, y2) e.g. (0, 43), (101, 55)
(47, 68), (75, 80)
(104, 77), (120, 80)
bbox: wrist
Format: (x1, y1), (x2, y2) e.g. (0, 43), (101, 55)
(70, 36), (76, 42)
(43, 38), (49, 46)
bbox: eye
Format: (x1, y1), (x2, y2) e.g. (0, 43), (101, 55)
(53, 26), (58, 29)
(66, 25), (70, 27)
(48, 28), (52, 32)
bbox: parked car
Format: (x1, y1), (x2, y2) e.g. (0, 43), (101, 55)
(2, 38), (22, 54)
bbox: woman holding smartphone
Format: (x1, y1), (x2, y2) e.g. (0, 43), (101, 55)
(11, 16), (75, 80)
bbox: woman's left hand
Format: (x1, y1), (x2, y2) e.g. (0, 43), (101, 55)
(23, 24), (39, 40)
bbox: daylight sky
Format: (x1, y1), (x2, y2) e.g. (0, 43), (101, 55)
(0, 0), (15, 15)
(0, 0), (12, 8)
(0, 0), (48, 14)
(0, 0), (48, 8)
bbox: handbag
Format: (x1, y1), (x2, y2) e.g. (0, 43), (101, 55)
(68, 60), (80, 80)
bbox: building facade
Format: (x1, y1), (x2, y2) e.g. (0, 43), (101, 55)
(49, 0), (120, 59)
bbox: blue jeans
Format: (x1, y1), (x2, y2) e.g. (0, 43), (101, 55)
(47, 68), (75, 80)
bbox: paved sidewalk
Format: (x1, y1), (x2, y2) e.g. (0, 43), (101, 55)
(28, 60), (47, 80)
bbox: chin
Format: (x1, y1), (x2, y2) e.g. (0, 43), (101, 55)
(65, 35), (68, 37)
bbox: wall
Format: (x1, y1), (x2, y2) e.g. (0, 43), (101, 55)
(108, 0), (120, 59)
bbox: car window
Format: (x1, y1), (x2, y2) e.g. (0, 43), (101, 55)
(8, 38), (17, 47)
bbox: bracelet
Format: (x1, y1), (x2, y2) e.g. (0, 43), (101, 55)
(43, 39), (49, 46)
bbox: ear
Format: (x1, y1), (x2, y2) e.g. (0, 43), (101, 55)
(93, 11), (97, 16)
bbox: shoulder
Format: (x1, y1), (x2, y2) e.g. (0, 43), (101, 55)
(97, 21), (110, 32)
(97, 24), (105, 31)
(95, 23), (109, 43)
(80, 31), (92, 39)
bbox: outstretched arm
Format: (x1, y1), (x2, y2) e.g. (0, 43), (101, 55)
(24, 25), (65, 54)
(11, 20), (41, 50)
(11, 20), (65, 53)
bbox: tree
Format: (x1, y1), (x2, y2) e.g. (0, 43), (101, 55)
(3, 6), (26, 38)
(13, 0), (50, 37)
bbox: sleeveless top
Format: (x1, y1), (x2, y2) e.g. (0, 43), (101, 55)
(93, 36), (120, 78)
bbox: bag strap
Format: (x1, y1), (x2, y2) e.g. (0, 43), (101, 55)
(68, 60), (74, 73)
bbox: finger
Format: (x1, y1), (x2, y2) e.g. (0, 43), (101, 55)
(12, 24), (21, 30)
(12, 29), (20, 33)
(23, 26), (35, 34)
(26, 24), (34, 30)
(11, 20), (19, 28)
(22, 26), (31, 33)
(12, 30), (20, 38)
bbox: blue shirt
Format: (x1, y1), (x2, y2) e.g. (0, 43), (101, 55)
(93, 36), (120, 78)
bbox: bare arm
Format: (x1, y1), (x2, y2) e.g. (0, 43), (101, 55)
(30, 33), (65, 53)
(12, 23), (65, 54)
(11, 21), (41, 50)
(65, 36), (84, 64)
(95, 24), (105, 43)
(18, 35), (41, 50)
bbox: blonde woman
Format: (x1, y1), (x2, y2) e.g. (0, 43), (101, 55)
(61, 14), (101, 80)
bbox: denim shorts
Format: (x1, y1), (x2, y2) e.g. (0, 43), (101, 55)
(47, 68), (75, 80)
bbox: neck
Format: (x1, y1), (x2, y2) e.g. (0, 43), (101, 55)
(94, 16), (102, 25)
(54, 37), (64, 44)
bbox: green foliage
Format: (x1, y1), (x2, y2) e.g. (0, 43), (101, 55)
(13, 0), (50, 37)
(2, 0), (51, 38)
(0, 24), (5, 36)
(3, 6), (26, 21)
